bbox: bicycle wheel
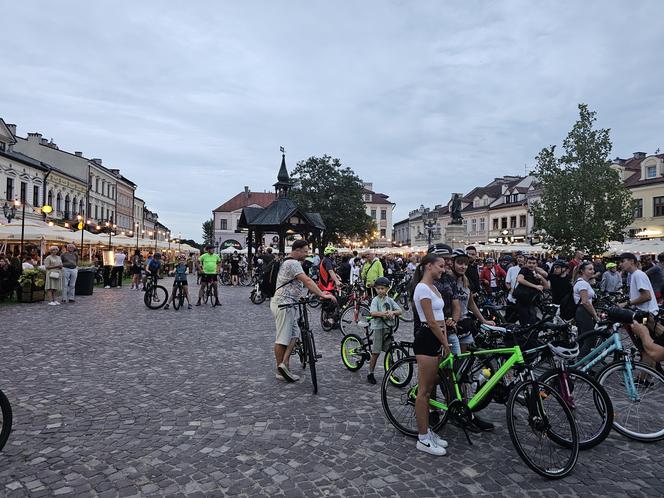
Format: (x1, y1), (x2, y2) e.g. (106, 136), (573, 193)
(384, 345), (410, 385)
(340, 334), (366, 371)
(340, 305), (370, 336)
(173, 284), (182, 310)
(538, 368), (613, 450)
(303, 330), (318, 394)
(399, 296), (414, 323)
(0, 389), (12, 451)
(597, 360), (664, 442)
(320, 306), (335, 332)
(250, 289), (265, 305)
(506, 380), (579, 479)
(308, 293), (321, 308)
(144, 285), (168, 309)
(381, 357), (450, 437)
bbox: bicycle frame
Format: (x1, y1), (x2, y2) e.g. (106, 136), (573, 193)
(570, 325), (639, 400)
(427, 346), (525, 412)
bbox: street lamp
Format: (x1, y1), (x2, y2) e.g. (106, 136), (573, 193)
(105, 221), (116, 248)
(77, 214), (85, 255)
(134, 221), (140, 250)
(2, 201), (17, 223)
(7, 199), (26, 255)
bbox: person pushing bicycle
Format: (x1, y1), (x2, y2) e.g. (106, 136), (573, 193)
(197, 245), (221, 307)
(366, 276), (402, 385)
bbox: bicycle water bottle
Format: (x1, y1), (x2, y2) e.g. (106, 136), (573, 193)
(478, 368), (492, 385)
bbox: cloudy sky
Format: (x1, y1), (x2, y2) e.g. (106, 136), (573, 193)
(2, 1), (663, 240)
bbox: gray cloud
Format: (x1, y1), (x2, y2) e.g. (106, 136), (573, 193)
(2, 0), (663, 238)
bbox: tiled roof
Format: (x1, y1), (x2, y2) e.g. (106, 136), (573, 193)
(363, 188), (394, 205)
(622, 154), (664, 188)
(213, 191), (276, 213)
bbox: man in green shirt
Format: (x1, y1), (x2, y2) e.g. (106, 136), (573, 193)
(197, 245), (221, 306)
(361, 251), (384, 290)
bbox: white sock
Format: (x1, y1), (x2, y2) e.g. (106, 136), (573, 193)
(418, 433), (430, 443)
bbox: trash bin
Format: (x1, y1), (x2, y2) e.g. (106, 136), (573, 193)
(75, 267), (95, 296)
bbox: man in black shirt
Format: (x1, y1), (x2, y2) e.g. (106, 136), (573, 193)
(465, 246), (481, 294)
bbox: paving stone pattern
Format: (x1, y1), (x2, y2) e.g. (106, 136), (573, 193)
(1, 279), (663, 497)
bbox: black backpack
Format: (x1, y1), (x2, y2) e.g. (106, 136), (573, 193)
(259, 258), (295, 298)
(559, 292), (578, 320)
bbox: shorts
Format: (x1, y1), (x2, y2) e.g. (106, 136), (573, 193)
(201, 274), (218, 283)
(413, 325), (442, 357)
(173, 279), (188, 287)
(130, 266), (142, 275)
(271, 300), (300, 346)
(371, 328), (393, 354)
(231, 267), (239, 276)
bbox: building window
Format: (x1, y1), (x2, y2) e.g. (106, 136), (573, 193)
(519, 215), (526, 228)
(47, 190), (53, 206)
(654, 197), (664, 217)
(646, 166), (657, 179)
(95, 205), (99, 219)
(501, 217), (507, 229)
(64, 195), (70, 219)
(471, 219), (477, 233)
(371, 209), (376, 219)
(634, 199), (643, 219)
(20, 182), (26, 203)
(493, 218), (499, 230)
(6, 177), (13, 200)
(380, 229), (386, 238)
(79, 199), (84, 215)
(0, 143), (5, 152)
(463, 219), (468, 232)
(33, 186), (39, 207)
(380, 209), (386, 220)
(220, 219), (227, 230)
(504, 195), (510, 204)
(512, 194), (519, 203)
(510, 216), (517, 228)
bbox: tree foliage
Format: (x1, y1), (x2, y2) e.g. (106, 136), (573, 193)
(201, 218), (215, 247)
(290, 155), (375, 246)
(531, 104), (634, 255)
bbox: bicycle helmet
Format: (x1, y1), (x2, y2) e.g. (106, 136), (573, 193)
(547, 340), (579, 360)
(551, 259), (567, 269)
(485, 257), (495, 263)
(374, 276), (391, 288)
(324, 246), (337, 256)
(452, 248), (469, 259)
(427, 243), (453, 257)
(154, 253), (162, 258)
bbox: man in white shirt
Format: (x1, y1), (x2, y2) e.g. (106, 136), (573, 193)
(505, 252), (526, 304)
(112, 249), (127, 288)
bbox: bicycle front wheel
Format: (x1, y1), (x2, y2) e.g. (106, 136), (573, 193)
(339, 305), (370, 336)
(506, 380), (579, 479)
(341, 334), (366, 371)
(538, 368), (613, 450)
(384, 345), (410, 385)
(250, 289), (265, 305)
(597, 360), (664, 442)
(173, 285), (182, 310)
(303, 330), (318, 394)
(144, 285), (168, 309)
(0, 389), (12, 451)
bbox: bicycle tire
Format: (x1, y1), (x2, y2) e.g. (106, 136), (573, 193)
(0, 389), (12, 451)
(340, 334), (366, 371)
(250, 289), (265, 305)
(173, 284), (182, 310)
(597, 360), (664, 442)
(538, 368), (613, 450)
(384, 345), (410, 385)
(399, 295), (414, 323)
(303, 329), (318, 394)
(340, 305), (371, 336)
(240, 274), (251, 286)
(144, 285), (168, 309)
(308, 293), (321, 308)
(320, 306), (335, 332)
(506, 380), (579, 479)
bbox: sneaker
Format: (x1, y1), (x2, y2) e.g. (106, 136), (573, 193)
(187, 304), (192, 309)
(367, 373), (377, 385)
(69, 300), (75, 303)
(470, 414), (495, 432)
(55, 301), (61, 305)
(214, 301), (221, 307)
(416, 438), (446, 456)
(428, 430), (448, 448)
(195, 301), (201, 306)
(104, 286), (111, 289)
(164, 304), (170, 309)
(48, 301), (57, 306)
(276, 372), (286, 381)
(278, 363), (300, 382)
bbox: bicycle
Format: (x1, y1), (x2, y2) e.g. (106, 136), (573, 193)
(144, 273), (168, 309)
(199, 275), (220, 306)
(382, 345), (580, 479)
(573, 307), (664, 442)
(0, 388), (12, 451)
(340, 317), (412, 383)
(278, 298), (322, 394)
(250, 280), (265, 305)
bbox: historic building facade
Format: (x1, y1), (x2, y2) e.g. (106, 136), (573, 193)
(213, 187), (276, 250)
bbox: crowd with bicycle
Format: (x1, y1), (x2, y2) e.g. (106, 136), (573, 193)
(262, 238), (664, 478)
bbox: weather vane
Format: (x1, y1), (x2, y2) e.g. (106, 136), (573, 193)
(280, 146), (285, 154)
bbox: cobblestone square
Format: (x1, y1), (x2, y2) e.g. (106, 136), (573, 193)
(1, 280), (663, 497)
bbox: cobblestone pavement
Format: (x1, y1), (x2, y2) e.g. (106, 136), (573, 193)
(1, 279), (663, 497)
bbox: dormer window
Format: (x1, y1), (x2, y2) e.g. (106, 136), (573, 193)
(646, 165), (657, 179)
(0, 142), (5, 152)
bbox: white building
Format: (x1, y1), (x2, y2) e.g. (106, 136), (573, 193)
(362, 182), (395, 247)
(212, 187), (276, 249)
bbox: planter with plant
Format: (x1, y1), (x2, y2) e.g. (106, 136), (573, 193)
(17, 268), (46, 303)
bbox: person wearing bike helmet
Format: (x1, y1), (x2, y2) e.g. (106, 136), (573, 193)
(164, 254), (192, 310)
(366, 276), (402, 385)
(319, 246), (341, 292)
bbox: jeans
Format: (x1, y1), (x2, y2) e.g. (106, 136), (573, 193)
(448, 334), (461, 355)
(63, 267), (78, 301)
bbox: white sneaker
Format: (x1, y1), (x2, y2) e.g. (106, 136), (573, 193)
(55, 301), (61, 305)
(104, 286), (111, 289)
(416, 438), (446, 456)
(429, 430), (448, 448)
(278, 363), (300, 382)
(48, 301), (57, 306)
(276, 372), (286, 381)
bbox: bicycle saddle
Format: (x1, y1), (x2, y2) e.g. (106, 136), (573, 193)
(480, 323), (507, 333)
(542, 322), (570, 332)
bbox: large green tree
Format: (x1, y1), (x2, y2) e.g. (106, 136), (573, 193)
(201, 218), (215, 247)
(290, 155), (375, 247)
(531, 104), (634, 255)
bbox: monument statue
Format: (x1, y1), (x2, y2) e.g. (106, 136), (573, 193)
(449, 193), (463, 225)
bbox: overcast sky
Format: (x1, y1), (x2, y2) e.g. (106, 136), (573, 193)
(2, 1), (663, 240)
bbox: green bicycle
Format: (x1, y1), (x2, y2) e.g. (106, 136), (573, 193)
(381, 345), (580, 479)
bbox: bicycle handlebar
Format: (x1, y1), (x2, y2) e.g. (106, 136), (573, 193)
(277, 297), (319, 309)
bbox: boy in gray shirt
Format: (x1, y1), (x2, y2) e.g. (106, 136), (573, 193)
(367, 277), (401, 385)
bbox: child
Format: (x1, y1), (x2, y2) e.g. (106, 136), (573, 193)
(164, 254), (192, 309)
(367, 276), (402, 384)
